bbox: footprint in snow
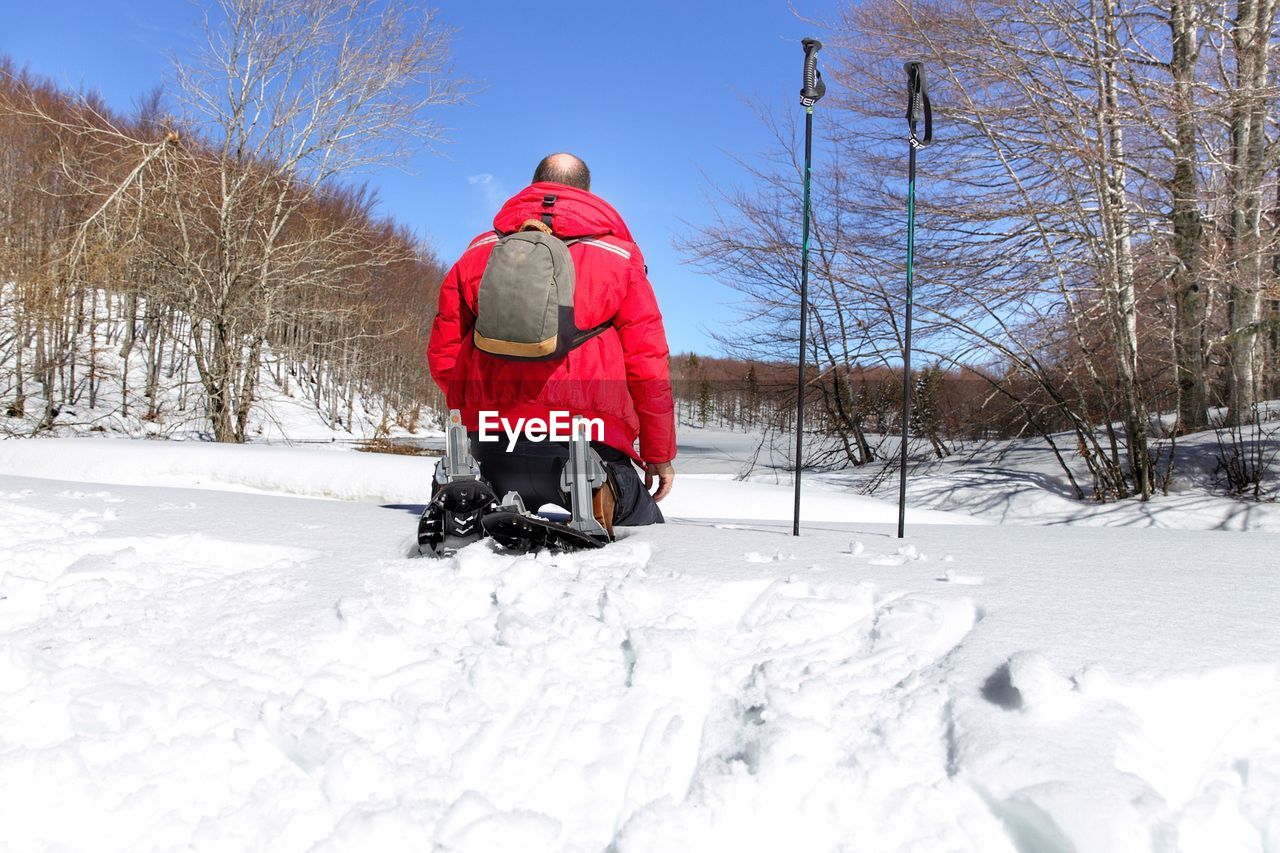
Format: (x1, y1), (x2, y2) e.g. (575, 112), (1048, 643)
(867, 546), (928, 566)
(57, 489), (122, 502)
(744, 551), (794, 563)
(937, 570), (984, 585)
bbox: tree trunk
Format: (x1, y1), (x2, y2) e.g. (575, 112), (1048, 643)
(118, 290), (139, 418)
(1169, 0), (1209, 432)
(233, 337), (263, 442)
(1097, 0), (1152, 498)
(1225, 0), (1278, 425)
(9, 299), (26, 418)
(87, 287), (98, 409)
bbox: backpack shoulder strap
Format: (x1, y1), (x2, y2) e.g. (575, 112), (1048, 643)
(570, 320), (612, 349)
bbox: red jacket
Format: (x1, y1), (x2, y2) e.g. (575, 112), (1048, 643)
(428, 182), (676, 465)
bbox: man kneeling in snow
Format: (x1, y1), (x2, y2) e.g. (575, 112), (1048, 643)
(427, 153), (676, 536)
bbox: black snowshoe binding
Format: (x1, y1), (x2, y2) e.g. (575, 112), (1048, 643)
(418, 479), (498, 556)
(482, 497), (607, 553)
(417, 410), (497, 556)
(483, 416), (613, 554)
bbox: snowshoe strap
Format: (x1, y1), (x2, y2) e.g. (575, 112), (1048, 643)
(438, 408), (482, 484)
(560, 416), (610, 540)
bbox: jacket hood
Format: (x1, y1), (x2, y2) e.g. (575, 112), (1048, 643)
(493, 182), (634, 242)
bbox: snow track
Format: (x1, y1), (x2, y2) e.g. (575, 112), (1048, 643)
(2, 471), (1278, 851)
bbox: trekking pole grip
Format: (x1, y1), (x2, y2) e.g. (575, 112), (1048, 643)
(801, 38), (826, 107)
(903, 61), (933, 145)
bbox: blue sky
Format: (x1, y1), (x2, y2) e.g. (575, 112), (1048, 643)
(3, 0), (840, 354)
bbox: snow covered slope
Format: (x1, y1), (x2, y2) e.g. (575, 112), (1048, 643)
(1, 441), (1277, 852)
(0, 288), (437, 443)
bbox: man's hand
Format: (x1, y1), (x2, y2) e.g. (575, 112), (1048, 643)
(644, 461), (675, 503)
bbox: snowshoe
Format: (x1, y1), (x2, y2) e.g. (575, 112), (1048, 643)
(482, 507), (607, 553)
(417, 409), (497, 557)
(417, 478), (498, 556)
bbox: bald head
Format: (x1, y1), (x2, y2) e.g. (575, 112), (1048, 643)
(533, 153), (591, 191)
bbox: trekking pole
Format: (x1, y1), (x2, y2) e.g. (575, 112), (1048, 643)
(793, 37), (826, 538)
(897, 61), (932, 539)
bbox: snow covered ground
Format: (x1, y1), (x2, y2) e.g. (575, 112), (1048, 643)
(845, 424), (1280, 532)
(682, 424), (1280, 532)
(1, 435), (1278, 852)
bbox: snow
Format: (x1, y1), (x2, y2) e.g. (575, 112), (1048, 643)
(0, 437), (434, 503)
(1, 436), (1279, 851)
(0, 437), (981, 524)
(683, 424), (1280, 532)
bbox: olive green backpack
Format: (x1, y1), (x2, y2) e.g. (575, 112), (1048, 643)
(473, 217), (611, 361)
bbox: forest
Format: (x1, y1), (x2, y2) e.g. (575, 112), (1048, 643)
(0, 0), (458, 442)
(685, 0), (1280, 500)
(3, 0), (1280, 501)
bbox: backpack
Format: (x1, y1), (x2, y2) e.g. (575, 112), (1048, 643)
(472, 215), (611, 361)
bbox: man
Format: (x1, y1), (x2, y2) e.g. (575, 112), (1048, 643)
(427, 153), (676, 540)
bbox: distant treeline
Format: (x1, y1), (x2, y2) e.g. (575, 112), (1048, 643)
(669, 347), (1278, 501)
(671, 352), (1084, 461)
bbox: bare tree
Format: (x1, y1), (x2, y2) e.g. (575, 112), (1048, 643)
(160, 0), (462, 441)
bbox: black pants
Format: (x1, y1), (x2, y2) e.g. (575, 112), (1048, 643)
(471, 436), (664, 527)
